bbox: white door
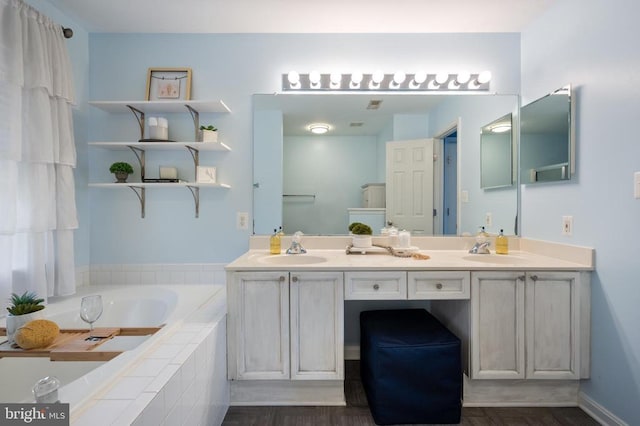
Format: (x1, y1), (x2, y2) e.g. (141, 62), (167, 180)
(386, 138), (434, 234)
(290, 272), (344, 380)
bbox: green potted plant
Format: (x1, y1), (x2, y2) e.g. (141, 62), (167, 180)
(199, 124), (218, 143)
(5, 291), (46, 345)
(349, 222), (373, 248)
(109, 162), (134, 183)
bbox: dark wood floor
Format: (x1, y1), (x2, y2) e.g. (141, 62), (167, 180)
(222, 361), (599, 425)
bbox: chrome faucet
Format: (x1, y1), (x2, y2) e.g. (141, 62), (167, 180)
(469, 241), (491, 254)
(286, 231), (307, 254)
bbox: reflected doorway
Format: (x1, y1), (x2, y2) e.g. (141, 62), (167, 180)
(443, 131), (457, 235)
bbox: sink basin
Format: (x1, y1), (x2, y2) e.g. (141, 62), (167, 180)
(258, 255), (328, 265)
(462, 255), (527, 265)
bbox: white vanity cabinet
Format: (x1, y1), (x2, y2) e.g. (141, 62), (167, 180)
(470, 271), (589, 380)
(227, 271), (344, 381)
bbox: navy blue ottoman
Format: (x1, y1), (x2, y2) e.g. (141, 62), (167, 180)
(360, 309), (462, 425)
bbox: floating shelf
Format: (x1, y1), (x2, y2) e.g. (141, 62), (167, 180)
(89, 99), (232, 218)
(89, 100), (231, 113)
(89, 141), (231, 152)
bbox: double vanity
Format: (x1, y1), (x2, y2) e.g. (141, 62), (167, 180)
(225, 236), (593, 407)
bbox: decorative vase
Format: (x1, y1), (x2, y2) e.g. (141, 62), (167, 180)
(352, 234), (373, 248)
(114, 172), (129, 183)
(201, 129), (218, 143)
(6, 311), (44, 345)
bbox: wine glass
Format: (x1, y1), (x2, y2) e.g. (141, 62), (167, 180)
(80, 295), (103, 339)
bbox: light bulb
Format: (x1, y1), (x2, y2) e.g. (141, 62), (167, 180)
(477, 71), (492, 84)
(435, 73), (449, 85)
(330, 72), (342, 85)
(456, 71), (471, 85)
(372, 70), (384, 84)
(413, 71), (427, 85)
(309, 71), (321, 87)
(287, 71), (300, 85)
(393, 71), (406, 85)
(351, 72), (363, 84)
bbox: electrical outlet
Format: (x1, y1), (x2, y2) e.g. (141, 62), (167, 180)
(461, 190), (469, 203)
(485, 212), (492, 227)
(562, 216), (573, 236)
(634, 171), (640, 199)
(237, 212), (249, 230)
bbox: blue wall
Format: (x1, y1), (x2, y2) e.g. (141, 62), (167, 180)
(87, 33), (521, 263)
(522, 0), (640, 423)
(283, 135), (378, 235)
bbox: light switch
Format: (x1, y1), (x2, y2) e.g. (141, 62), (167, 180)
(635, 172), (640, 199)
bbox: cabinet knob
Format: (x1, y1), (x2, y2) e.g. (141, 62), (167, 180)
(436, 283), (443, 290)
(292, 276), (298, 282)
(373, 283), (380, 290)
(517, 275), (526, 281)
(530, 275), (538, 281)
(279, 276), (285, 282)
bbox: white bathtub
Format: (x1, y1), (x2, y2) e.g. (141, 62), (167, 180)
(0, 284), (228, 425)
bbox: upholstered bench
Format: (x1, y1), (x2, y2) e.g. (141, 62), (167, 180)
(360, 309), (462, 425)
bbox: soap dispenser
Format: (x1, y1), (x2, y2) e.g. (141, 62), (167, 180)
(476, 226), (489, 244)
(496, 229), (509, 255)
(270, 228), (281, 254)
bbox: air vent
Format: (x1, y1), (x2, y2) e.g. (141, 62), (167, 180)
(350, 122), (364, 127)
(366, 100), (383, 110)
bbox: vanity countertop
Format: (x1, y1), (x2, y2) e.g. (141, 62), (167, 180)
(226, 243), (594, 272)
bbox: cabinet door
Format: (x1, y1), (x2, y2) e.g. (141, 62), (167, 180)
(290, 272), (344, 380)
(230, 272), (290, 380)
(525, 271), (580, 379)
(471, 271), (525, 379)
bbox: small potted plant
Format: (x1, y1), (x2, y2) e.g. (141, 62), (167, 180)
(199, 125), (218, 143)
(5, 291), (45, 345)
(109, 162), (134, 183)
(349, 222), (373, 248)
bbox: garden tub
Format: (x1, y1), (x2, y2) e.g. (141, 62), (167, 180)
(0, 283), (226, 423)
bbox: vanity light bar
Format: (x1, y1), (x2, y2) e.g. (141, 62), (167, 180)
(283, 71), (491, 92)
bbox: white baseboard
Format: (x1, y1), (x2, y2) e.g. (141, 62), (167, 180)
(579, 392), (627, 426)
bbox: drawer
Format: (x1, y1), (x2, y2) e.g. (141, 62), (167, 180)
(345, 271), (407, 300)
(408, 271), (470, 300)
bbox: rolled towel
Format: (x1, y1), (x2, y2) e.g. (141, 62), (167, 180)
(15, 319), (60, 349)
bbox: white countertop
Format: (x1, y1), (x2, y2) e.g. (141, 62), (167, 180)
(226, 237), (594, 271)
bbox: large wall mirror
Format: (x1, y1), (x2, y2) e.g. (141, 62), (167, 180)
(520, 85), (574, 183)
(253, 93), (519, 237)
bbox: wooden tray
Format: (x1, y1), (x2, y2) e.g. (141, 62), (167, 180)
(0, 326), (162, 362)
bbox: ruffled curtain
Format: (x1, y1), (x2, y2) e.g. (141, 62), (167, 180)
(0, 0), (77, 312)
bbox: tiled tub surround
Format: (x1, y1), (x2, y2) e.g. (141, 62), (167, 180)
(86, 263), (228, 286)
(1, 284), (229, 425)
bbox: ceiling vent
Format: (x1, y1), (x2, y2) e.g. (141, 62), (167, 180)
(350, 122), (364, 127)
(366, 100), (383, 110)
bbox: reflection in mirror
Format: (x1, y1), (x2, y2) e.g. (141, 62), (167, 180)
(253, 93), (519, 236)
(520, 85), (573, 183)
(480, 113), (513, 189)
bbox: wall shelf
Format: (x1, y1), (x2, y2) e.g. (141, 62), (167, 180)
(89, 100), (231, 218)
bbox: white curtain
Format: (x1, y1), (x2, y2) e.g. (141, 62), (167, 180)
(0, 0), (77, 312)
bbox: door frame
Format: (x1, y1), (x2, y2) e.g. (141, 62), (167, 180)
(433, 119), (461, 235)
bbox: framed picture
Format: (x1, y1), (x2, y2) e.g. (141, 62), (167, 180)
(145, 68), (192, 101)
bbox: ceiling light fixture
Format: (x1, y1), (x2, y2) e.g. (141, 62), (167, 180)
(281, 70), (491, 92)
(308, 123), (330, 134)
(490, 124), (511, 133)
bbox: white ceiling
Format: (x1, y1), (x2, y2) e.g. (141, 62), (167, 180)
(51, 0), (554, 34)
